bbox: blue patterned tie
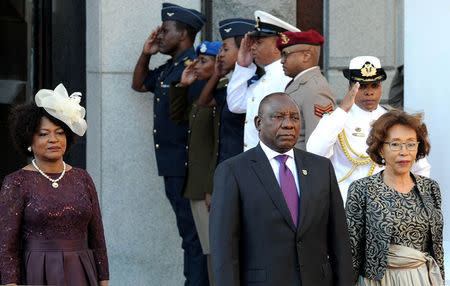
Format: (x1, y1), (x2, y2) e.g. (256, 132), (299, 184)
(275, 155), (299, 226)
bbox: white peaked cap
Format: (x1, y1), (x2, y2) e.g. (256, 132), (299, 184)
(349, 56), (382, 69)
(254, 10), (300, 32)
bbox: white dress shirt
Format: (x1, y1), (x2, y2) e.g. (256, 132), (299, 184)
(226, 60), (292, 151)
(260, 141), (300, 195)
(307, 104), (431, 203)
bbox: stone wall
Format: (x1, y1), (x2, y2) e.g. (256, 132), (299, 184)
(326, 0), (404, 101)
(86, 0), (200, 285)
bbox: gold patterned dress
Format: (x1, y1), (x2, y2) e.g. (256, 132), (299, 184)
(358, 185), (442, 286)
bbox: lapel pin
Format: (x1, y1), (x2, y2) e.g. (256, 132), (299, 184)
(302, 169), (308, 176)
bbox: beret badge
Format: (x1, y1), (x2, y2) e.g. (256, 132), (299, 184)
(200, 43), (207, 53)
(281, 33), (290, 45)
(166, 12), (174, 17)
(224, 28), (232, 33)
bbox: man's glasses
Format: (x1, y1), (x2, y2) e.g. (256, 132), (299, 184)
(280, 49), (309, 60)
(384, 141), (419, 151)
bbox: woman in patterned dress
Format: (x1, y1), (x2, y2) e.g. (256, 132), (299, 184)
(0, 84), (109, 286)
(346, 109), (443, 285)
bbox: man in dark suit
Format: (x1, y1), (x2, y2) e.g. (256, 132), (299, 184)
(210, 92), (353, 286)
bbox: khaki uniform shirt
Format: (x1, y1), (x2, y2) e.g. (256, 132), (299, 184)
(285, 66), (336, 150)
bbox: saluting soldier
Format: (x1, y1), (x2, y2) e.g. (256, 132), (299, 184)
(277, 30), (336, 150)
(197, 18), (256, 164)
(307, 56), (431, 202)
(226, 11), (299, 151)
(131, 3), (209, 285)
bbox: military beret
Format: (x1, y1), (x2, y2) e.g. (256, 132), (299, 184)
(249, 10), (300, 37)
(276, 30), (325, 51)
(218, 18), (256, 40)
(196, 41), (223, 57)
(161, 3), (206, 32)
(343, 56), (387, 84)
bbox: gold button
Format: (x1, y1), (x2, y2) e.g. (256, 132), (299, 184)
(153, 129), (157, 134)
(262, 79), (265, 82)
(160, 81), (163, 85)
(186, 146), (189, 150)
(156, 98), (160, 102)
(244, 143), (247, 147)
(155, 144), (160, 149)
(245, 120), (248, 124)
(185, 162), (188, 166)
(187, 130), (191, 133)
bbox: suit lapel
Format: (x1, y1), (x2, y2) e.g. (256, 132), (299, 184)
(250, 145), (297, 232)
(293, 149), (311, 234)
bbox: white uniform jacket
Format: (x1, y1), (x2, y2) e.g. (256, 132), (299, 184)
(226, 60), (291, 151)
(306, 104), (431, 202)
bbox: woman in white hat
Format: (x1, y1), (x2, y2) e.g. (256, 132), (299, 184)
(0, 84), (109, 286)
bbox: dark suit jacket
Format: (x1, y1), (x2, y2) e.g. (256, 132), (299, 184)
(346, 172), (444, 281)
(210, 145), (353, 286)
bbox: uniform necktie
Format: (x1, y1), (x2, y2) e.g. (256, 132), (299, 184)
(275, 154), (299, 226)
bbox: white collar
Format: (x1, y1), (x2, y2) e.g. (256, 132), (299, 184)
(263, 59), (282, 75)
(351, 103), (385, 119)
(260, 140), (295, 161)
(226, 70), (233, 80)
(293, 66), (318, 81)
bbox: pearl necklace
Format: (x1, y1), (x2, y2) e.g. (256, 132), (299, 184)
(32, 159), (66, 188)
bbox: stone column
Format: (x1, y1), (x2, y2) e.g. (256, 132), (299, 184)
(86, 0), (200, 284)
(325, 0), (404, 101)
(212, 1), (297, 41)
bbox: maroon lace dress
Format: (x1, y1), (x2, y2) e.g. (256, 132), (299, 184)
(0, 168), (109, 285)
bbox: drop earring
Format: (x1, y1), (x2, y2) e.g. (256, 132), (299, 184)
(381, 158), (385, 164)
(27, 146), (32, 152)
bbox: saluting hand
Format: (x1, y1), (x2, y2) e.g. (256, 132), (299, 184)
(237, 34), (254, 67)
(142, 26), (161, 56)
(340, 82), (360, 112)
(179, 59), (199, 87)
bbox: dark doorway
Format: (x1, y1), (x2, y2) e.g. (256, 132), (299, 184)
(0, 0), (86, 184)
(296, 0), (324, 68)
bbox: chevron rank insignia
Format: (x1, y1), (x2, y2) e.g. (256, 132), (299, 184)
(314, 104), (333, 118)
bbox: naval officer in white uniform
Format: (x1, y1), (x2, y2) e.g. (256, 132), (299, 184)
(226, 10), (299, 151)
(307, 56), (430, 202)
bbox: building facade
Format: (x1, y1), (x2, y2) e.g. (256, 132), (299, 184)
(2, 0), (448, 285)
